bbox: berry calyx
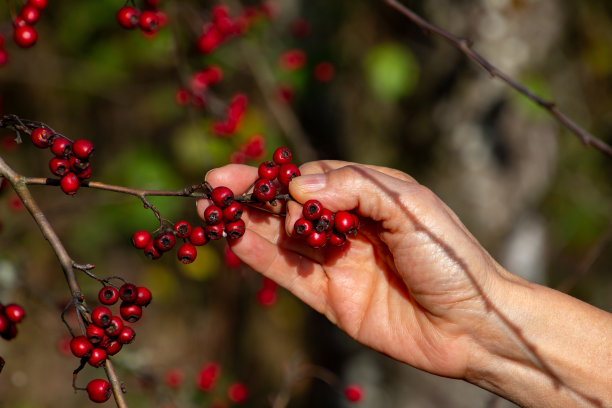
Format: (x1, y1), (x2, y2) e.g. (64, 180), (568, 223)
(173, 220), (191, 239)
(98, 286), (120, 305)
(154, 232), (176, 252)
(86, 379), (112, 403)
(225, 219), (246, 240)
(119, 283), (138, 303)
(205, 222), (225, 240)
(104, 316), (124, 337)
(177, 242), (197, 264)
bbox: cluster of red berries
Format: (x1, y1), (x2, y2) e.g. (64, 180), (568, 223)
(70, 283), (150, 403)
(29, 127), (95, 195)
(294, 200), (359, 249)
(211, 93), (248, 137)
(251, 146), (301, 201)
(116, 0), (167, 35)
(0, 302), (26, 341)
(11, 0), (47, 49)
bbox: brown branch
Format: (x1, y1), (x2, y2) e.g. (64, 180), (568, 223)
(384, 0), (612, 159)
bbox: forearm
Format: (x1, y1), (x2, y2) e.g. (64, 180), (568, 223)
(466, 277), (612, 408)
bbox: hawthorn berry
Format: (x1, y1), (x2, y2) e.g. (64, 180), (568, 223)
(189, 226), (209, 246)
(225, 219), (246, 239)
(116, 6), (140, 29)
(50, 137), (72, 157)
(173, 220), (191, 239)
(294, 218), (313, 237)
(27, 0), (48, 10)
(68, 155), (89, 172)
(258, 160), (278, 180)
(30, 127), (53, 148)
(98, 286), (119, 305)
(91, 306), (112, 328)
(303, 200), (323, 220)
(117, 326), (136, 344)
(204, 205), (223, 224)
(222, 201), (243, 222)
(119, 283), (138, 303)
(3, 304), (25, 324)
(210, 186), (234, 208)
(104, 316), (124, 337)
(86, 379), (112, 403)
(86, 324), (105, 344)
(277, 163), (300, 186)
(253, 178), (276, 202)
(0, 323), (17, 340)
(49, 157), (70, 176)
(69, 335), (93, 358)
(72, 139), (95, 160)
(227, 382), (249, 404)
(306, 231), (327, 248)
(13, 25), (37, 48)
(138, 10), (159, 33)
(135, 286), (152, 307)
(104, 339), (122, 356)
(328, 231), (346, 246)
(205, 222), (225, 240)
(20, 5), (40, 25)
(144, 239), (162, 260)
(75, 166), (92, 180)
(0, 314), (12, 334)
(119, 302), (142, 323)
(272, 146), (292, 165)
(334, 211), (356, 234)
(87, 347), (107, 367)
(344, 384), (364, 402)
(315, 208), (335, 233)
(177, 242), (197, 264)
(131, 230), (152, 249)
(154, 232), (176, 252)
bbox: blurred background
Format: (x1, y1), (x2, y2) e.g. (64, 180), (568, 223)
(0, 0), (611, 407)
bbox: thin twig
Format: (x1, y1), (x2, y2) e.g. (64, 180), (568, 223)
(384, 0), (612, 159)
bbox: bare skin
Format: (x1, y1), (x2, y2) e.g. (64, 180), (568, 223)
(197, 161), (612, 408)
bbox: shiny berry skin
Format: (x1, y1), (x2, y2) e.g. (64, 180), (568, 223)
(253, 178), (276, 202)
(315, 208), (335, 232)
(91, 306), (113, 328)
(138, 10), (159, 33)
(119, 302), (142, 323)
(3, 304), (25, 324)
(272, 147), (292, 165)
(68, 155), (89, 172)
(86, 324), (105, 344)
(131, 230), (151, 249)
(258, 161), (279, 180)
(0, 315), (11, 333)
(104, 339), (122, 356)
(27, 0), (48, 10)
(189, 226), (209, 246)
(13, 25), (37, 48)
(98, 286), (119, 305)
(222, 201), (243, 222)
(70, 335), (93, 358)
(50, 137), (72, 157)
(30, 127), (53, 148)
(154, 232), (176, 252)
(205, 222), (225, 240)
(87, 379), (112, 403)
(334, 211), (356, 234)
(20, 5), (40, 25)
(135, 286), (152, 307)
(75, 166), (92, 180)
(104, 315), (124, 337)
(177, 242), (197, 264)
(117, 326), (136, 344)
(144, 239), (162, 260)
(306, 230), (327, 248)
(328, 231), (346, 246)
(48, 157), (69, 176)
(88, 347), (107, 367)
(302, 200), (323, 220)
(173, 220), (191, 239)
(116, 6), (140, 29)
(278, 163), (300, 186)
(294, 218), (313, 237)
(119, 283), (138, 303)
(72, 139), (95, 160)
(204, 205), (223, 225)
(210, 186), (234, 208)
(225, 219), (245, 240)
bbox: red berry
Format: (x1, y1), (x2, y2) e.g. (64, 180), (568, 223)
(302, 200), (323, 221)
(30, 127), (53, 148)
(222, 201), (243, 222)
(104, 315), (124, 337)
(75, 166), (92, 180)
(68, 155), (89, 172)
(104, 339), (122, 355)
(278, 48), (306, 71)
(205, 222), (225, 240)
(13, 25), (37, 48)
(177, 242), (197, 264)
(344, 384), (364, 402)
(204, 204), (223, 225)
(98, 286), (119, 305)
(315, 208), (335, 233)
(131, 230), (152, 249)
(117, 326), (136, 344)
(119, 283), (138, 303)
(334, 211), (356, 234)
(86, 379), (112, 403)
(88, 347), (107, 367)
(116, 6), (140, 29)
(257, 161), (278, 180)
(154, 231), (176, 252)
(70, 335), (93, 358)
(306, 231), (327, 248)
(196, 362), (221, 391)
(227, 382), (249, 404)
(3, 303), (25, 324)
(50, 137), (72, 157)
(328, 231), (346, 246)
(189, 226), (209, 246)
(0, 314), (11, 333)
(173, 220), (191, 239)
(253, 178), (276, 202)
(277, 163), (300, 186)
(135, 286), (152, 307)
(49, 157), (69, 176)
(272, 146), (292, 165)
(144, 239), (162, 260)
(91, 306), (112, 328)
(0, 49), (9, 67)
(86, 324), (105, 344)
(294, 218), (313, 237)
(72, 139), (95, 160)
(210, 186), (234, 208)
(0, 322), (17, 340)
(225, 219), (245, 240)
(19, 4), (40, 25)
(119, 302), (142, 323)
(27, 0), (48, 10)
(139, 10), (159, 33)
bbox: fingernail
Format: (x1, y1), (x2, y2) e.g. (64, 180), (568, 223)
(204, 169), (213, 182)
(293, 173), (326, 192)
